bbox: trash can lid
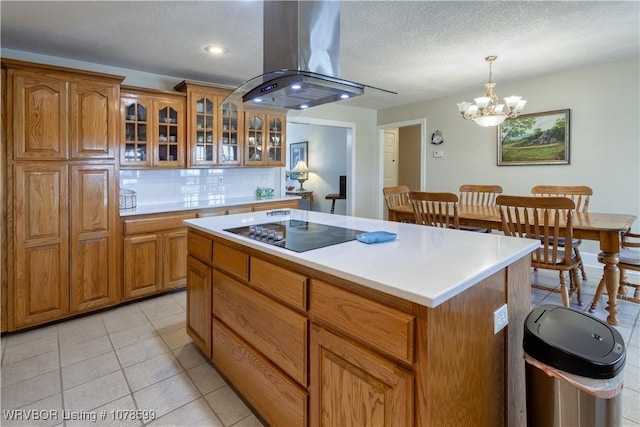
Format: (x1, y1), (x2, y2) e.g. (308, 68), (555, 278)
(524, 305), (625, 379)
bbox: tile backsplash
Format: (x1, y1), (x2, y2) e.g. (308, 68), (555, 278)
(119, 168), (281, 205)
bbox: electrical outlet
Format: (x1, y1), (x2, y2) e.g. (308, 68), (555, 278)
(493, 304), (508, 334)
(433, 151), (444, 158)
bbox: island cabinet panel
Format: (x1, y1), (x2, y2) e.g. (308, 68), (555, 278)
(212, 243), (248, 281)
(414, 269), (506, 427)
(310, 279), (415, 365)
(309, 325), (414, 427)
(212, 318), (307, 427)
(187, 230), (213, 263)
(250, 257), (308, 310)
(186, 255), (212, 358)
(213, 270), (308, 386)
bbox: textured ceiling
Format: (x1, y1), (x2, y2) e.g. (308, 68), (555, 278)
(1, 1), (638, 110)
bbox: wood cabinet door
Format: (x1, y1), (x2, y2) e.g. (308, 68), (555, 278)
(12, 72), (68, 160)
(69, 164), (117, 312)
(189, 91), (218, 167)
(69, 81), (119, 159)
(13, 163), (69, 327)
(244, 112), (265, 166)
(123, 233), (162, 299)
(186, 255), (212, 358)
(121, 94), (152, 167)
(218, 99), (242, 166)
(163, 229), (188, 290)
(310, 325), (414, 427)
(265, 114), (285, 166)
(154, 98), (185, 167)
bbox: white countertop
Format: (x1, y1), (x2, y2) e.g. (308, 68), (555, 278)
(184, 209), (538, 308)
(120, 195), (301, 217)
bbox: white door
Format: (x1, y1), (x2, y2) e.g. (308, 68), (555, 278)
(383, 129), (398, 188)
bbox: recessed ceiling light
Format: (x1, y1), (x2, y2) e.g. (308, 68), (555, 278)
(205, 45), (226, 55)
(300, 104), (309, 109)
(253, 98), (263, 103)
(291, 84), (302, 90)
(340, 94), (350, 99)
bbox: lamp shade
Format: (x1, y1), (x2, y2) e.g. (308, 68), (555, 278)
(292, 160), (309, 173)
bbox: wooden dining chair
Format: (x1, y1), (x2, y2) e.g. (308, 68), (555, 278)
(496, 195), (582, 307)
(383, 185), (412, 222)
(458, 184), (503, 206)
(410, 191), (459, 228)
(589, 231), (640, 312)
(531, 185), (592, 280)
(409, 191), (489, 232)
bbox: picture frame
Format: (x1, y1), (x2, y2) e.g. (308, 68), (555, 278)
(497, 109), (570, 166)
(289, 141), (308, 179)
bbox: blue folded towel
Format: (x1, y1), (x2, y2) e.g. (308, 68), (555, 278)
(356, 231), (398, 244)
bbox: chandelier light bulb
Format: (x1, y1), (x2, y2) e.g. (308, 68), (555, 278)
(457, 56), (527, 127)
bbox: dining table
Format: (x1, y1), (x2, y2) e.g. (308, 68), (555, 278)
(388, 204), (637, 325)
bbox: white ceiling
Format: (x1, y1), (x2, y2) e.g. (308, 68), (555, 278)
(2, 1), (638, 110)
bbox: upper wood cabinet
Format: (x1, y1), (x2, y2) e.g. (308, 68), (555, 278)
(120, 87), (186, 168)
(244, 110), (286, 167)
(174, 80), (243, 167)
(4, 60), (121, 161)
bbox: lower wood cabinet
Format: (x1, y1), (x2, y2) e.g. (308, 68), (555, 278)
(212, 318), (307, 427)
(309, 325), (414, 427)
(122, 213), (194, 299)
(186, 230), (417, 426)
(186, 255), (212, 358)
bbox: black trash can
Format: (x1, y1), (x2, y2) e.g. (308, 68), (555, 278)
(524, 304), (626, 427)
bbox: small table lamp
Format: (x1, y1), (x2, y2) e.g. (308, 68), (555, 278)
(292, 160), (309, 191)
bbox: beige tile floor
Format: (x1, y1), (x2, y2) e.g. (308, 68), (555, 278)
(0, 265), (638, 427)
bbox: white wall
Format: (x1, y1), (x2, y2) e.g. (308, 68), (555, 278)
(290, 106), (378, 218)
(378, 58), (640, 254)
(287, 124), (348, 215)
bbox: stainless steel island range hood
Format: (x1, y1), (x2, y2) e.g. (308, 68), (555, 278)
(223, 1), (395, 111)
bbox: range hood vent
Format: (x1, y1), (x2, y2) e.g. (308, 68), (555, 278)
(222, 1), (394, 111)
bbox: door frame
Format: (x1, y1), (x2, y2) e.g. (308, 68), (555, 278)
(286, 116), (356, 216)
(376, 118), (427, 219)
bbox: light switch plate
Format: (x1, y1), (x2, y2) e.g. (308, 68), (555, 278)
(433, 151), (444, 158)
(494, 304), (508, 334)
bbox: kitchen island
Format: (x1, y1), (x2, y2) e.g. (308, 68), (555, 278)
(184, 209), (538, 426)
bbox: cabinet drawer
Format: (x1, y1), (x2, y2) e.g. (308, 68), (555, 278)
(310, 280), (415, 364)
(213, 243), (248, 280)
(187, 231), (213, 264)
(250, 258), (308, 310)
(124, 213), (195, 235)
(213, 271), (308, 386)
(212, 318), (307, 427)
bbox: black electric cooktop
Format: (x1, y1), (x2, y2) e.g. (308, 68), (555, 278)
(224, 220), (366, 253)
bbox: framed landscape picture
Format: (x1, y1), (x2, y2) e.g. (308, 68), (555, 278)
(497, 109), (570, 166)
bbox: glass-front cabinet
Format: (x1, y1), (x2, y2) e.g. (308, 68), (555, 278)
(244, 110), (286, 167)
(244, 113), (264, 166)
(175, 81), (243, 167)
(219, 100), (241, 166)
(267, 116), (284, 165)
(120, 88), (186, 168)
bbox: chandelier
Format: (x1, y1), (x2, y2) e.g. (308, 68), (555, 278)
(457, 56), (527, 127)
